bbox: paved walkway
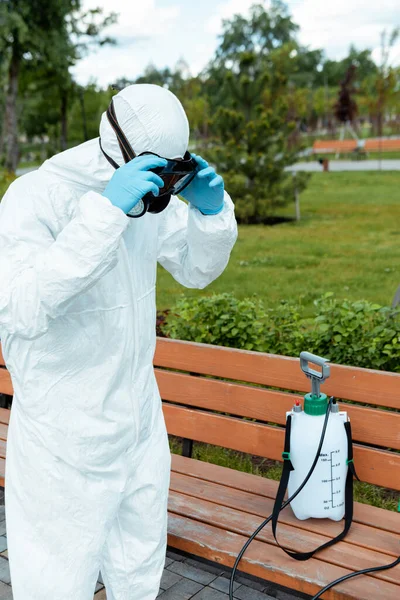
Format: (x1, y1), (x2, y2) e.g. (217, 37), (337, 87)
(0, 497), (307, 599)
(287, 159), (400, 172)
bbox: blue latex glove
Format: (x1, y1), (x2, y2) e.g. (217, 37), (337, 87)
(103, 154), (167, 215)
(180, 154), (225, 215)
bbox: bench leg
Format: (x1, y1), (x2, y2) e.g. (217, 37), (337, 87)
(182, 439), (194, 458)
(0, 394), (10, 409)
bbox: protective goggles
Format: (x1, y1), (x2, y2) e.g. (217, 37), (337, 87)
(100, 99), (198, 218)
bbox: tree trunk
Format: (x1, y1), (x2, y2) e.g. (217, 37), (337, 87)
(40, 135), (47, 162)
(60, 91), (68, 151)
(79, 89), (88, 141)
(5, 44), (20, 173)
(0, 109), (7, 159)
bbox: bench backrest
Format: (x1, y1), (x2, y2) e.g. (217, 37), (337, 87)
(154, 339), (400, 492)
(364, 139), (400, 152)
(313, 138), (400, 153)
(1, 339), (399, 491)
(312, 140), (358, 153)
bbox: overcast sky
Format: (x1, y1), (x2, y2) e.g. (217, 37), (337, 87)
(72, 0), (400, 87)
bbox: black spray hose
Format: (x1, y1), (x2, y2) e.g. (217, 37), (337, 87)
(310, 556), (400, 599)
(228, 397), (334, 600)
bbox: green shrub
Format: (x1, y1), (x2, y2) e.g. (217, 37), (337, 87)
(307, 293), (400, 372)
(161, 292), (400, 372)
(0, 171), (16, 200)
(162, 293), (267, 351)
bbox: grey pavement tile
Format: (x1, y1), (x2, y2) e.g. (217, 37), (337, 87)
(0, 524), (6, 538)
(0, 582), (12, 600)
(97, 571), (103, 585)
(157, 577), (203, 599)
(185, 558), (225, 577)
(275, 591), (307, 600)
(160, 568), (182, 591)
(222, 573), (267, 593)
(192, 587), (229, 599)
(0, 559), (10, 585)
(166, 550), (186, 562)
(168, 560), (218, 586)
(263, 582), (309, 599)
(209, 576), (241, 594)
(164, 557), (174, 568)
(94, 581), (104, 593)
(0, 541), (6, 555)
(234, 585), (275, 600)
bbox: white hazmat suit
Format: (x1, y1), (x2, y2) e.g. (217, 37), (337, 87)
(0, 84), (237, 599)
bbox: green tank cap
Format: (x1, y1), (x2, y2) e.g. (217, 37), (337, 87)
(304, 392), (328, 416)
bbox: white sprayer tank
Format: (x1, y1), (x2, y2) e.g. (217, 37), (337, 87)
(288, 352), (349, 521)
(288, 398), (348, 521)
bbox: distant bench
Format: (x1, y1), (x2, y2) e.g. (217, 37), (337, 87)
(312, 138), (400, 157)
(1, 339), (400, 599)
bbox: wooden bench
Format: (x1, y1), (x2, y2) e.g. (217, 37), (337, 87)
(1, 339), (399, 599)
(364, 139), (400, 153)
(312, 138), (400, 157)
(312, 140), (360, 155)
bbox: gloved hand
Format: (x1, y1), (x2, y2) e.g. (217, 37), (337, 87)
(180, 154), (225, 215)
(103, 154), (167, 215)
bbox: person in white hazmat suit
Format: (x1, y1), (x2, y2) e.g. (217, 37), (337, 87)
(0, 84), (237, 600)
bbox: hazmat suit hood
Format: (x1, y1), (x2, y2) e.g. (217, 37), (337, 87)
(40, 84), (190, 194)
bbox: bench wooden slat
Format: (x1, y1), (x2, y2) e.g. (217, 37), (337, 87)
(0, 369), (13, 396)
(170, 467), (400, 559)
(0, 409), (10, 427)
(168, 513), (400, 600)
(0, 424), (8, 444)
(312, 139), (400, 154)
(155, 339), (400, 409)
(313, 141), (358, 152)
(169, 491), (400, 586)
(171, 455), (400, 537)
(157, 370), (400, 450)
(164, 404), (400, 490)
(0, 440), (6, 460)
(365, 140), (400, 151)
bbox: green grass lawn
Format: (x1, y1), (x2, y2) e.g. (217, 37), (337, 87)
(157, 171), (400, 312)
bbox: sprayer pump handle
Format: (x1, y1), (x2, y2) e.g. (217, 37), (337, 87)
(300, 352), (330, 383)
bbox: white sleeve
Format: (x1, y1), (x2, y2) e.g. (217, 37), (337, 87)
(0, 180), (129, 340)
(157, 191), (238, 289)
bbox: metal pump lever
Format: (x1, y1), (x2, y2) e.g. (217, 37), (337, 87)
(300, 352), (330, 398)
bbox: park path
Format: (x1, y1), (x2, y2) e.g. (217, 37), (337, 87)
(287, 159), (400, 172)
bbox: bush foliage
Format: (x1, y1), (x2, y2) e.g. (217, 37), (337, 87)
(161, 292), (400, 372)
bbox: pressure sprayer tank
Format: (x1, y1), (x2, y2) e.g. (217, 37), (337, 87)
(288, 352), (348, 521)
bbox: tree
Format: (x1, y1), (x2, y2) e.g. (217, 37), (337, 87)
(335, 65), (358, 125)
(205, 3), (310, 223)
(0, 1), (116, 171)
(0, 1), (76, 170)
(67, 84), (113, 144)
(374, 28), (399, 136)
(317, 46), (377, 88)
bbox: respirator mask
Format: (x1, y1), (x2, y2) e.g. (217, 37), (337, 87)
(99, 99), (198, 218)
